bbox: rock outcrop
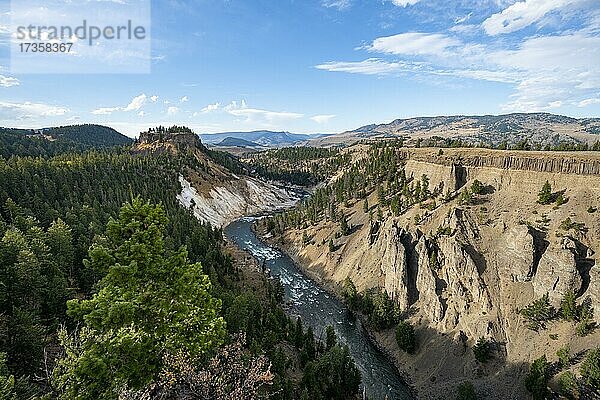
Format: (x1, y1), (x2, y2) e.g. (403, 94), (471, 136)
(532, 238), (583, 306)
(496, 225), (535, 282)
(374, 222), (411, 310)
(399, 148), (600, 176)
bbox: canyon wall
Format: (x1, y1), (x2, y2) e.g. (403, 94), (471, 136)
(284, 148), (600, 398)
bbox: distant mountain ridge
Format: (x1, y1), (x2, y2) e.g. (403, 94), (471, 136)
(217, 137), (264, 148)
(200, 130), (319, 147)
(313, 113), (600, 147)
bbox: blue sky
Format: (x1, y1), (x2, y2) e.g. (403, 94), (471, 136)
(0, 0), (599, 137)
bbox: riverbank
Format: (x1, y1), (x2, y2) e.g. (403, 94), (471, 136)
(225, 217), (414, 400)
(252, 222), (418, 399)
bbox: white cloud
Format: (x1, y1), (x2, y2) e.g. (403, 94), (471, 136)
(454, 12), (473, 24)
(0, 101), (68, 120)
(201, 102), (221, 113)
(0, 75), (20, 87)
(225, 100), (303, 122)
(92, 93), (148, 115)
(391, 0), (421, 7)
(578, 97), (600, 107)
(368, 32), (461, 57)
(150, 95), (159, 102)
(322, 0), (351, 10)
(138, 111), (145, 116)
(92, 107), (121, 115)
(311, 114), (336, 124)
(316, 58), (421, 75)
(318, 26), (600, 113)
(66, 116), (80, 122)
(167, 106), (179, 115)
(180, 96), (189, 103)
(123, 94), (147, 112)
(482, 0), (578, 35)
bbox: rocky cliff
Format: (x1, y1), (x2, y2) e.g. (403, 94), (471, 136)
(279, 148), (600, 399)
(133, 128), (301, 227)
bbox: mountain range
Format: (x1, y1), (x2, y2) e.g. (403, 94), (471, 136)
(199, 130), (322, 147)
(312, 113), (600, 147)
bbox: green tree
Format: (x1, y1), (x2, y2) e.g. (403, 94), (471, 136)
(342, 278), (359, 310)
(560, 290), (578, 321)
(581, 347), (600, 388)
(325, 326), (336, 351)
(339, 212), (349, 236)
(395, 321), (416, 354)
(53, 199), (226, 399)
(537, 181), (553, 205)
(519, 293), (556, 331)
(473, 337), (491, 363)
(557, 346), (570, 369)
(557, 371), (579, 400)
(525, 355), (551, 400)
(301, 345), (361, 400)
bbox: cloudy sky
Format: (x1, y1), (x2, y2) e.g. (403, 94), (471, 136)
(0, 0), (599, 137)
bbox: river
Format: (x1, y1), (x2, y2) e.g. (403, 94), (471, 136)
(224, 217), (414, 400)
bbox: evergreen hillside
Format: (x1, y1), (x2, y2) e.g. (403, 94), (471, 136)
(0, 124), (132, 158)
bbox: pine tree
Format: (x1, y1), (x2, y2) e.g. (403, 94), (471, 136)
(339, 212), (349, 236)
(54, 199), (226, 399)
(537, 181), (553, 205)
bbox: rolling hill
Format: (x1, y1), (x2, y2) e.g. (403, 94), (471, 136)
(311, 113), (600, 148)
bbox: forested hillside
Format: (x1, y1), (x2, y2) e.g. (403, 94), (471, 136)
(242, 147), (350, 186)
(0, 129), (361, 399)
(0, 125), (132, 158)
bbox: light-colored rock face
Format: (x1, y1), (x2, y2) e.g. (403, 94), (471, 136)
(496, 225), (535, 282)
(177, 176), (299, 228)
(414, 236), (444, 323)
(586, 261), (600, 323)
(375, 222), (410, 310)
(533, 241), (582, 306)
(436, 236), (493, 336)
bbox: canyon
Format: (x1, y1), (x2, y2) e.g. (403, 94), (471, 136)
(272, 147), (600, 399)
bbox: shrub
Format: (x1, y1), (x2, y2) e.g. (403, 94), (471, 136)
(473, 337), (492, 363)
(557, 371), (579, 400)
(557, 346), (570, 369)
(519, 293), (556, 331)
(396, 321), (416, 354)
(458, 189), (473, 205)
(559, 218), (586, 233)
(525, 355), (551, 400)
(576, 297), (595, 337)
(470, 180), (483, 195)
(581, 347), (600, 388)
(588, 206), (597, 213)
(555, 192), (567, 206)
(456, 381), (476, 400)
